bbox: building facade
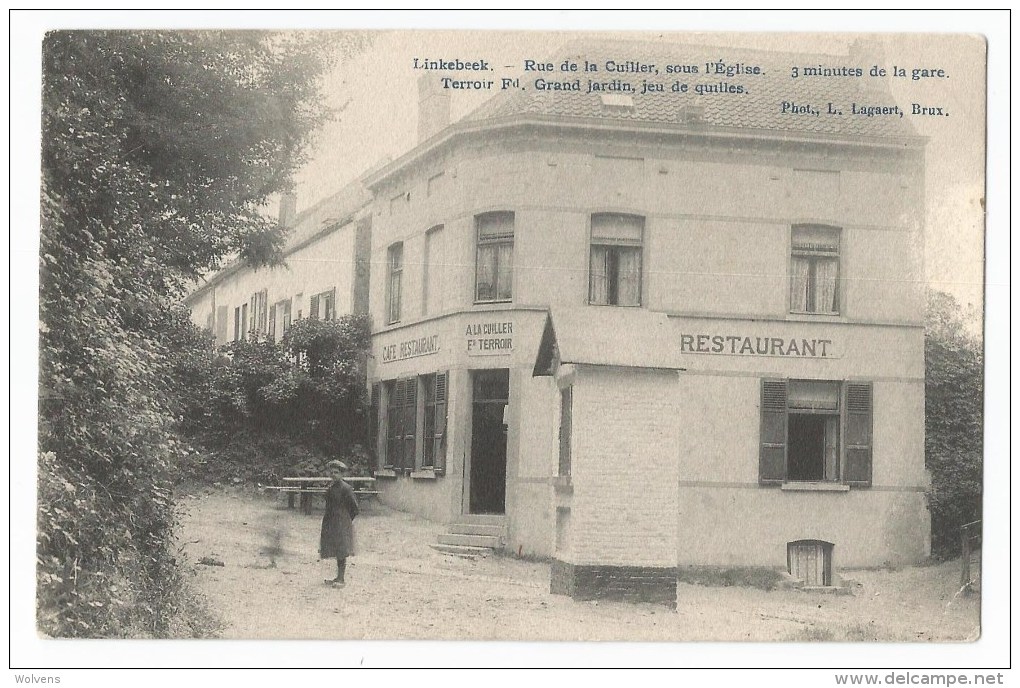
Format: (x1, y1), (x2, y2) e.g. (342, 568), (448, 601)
(185, 180), (372, 345)
(362, 41), (929, 602)
(184, 39), (930, 604)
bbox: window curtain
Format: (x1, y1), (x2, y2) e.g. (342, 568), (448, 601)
(617, 248), (642, 306)
(476, 244), (496, 300)
(790, 257), (811, 311)
(815, 258), (839, 313)
(589, 246), (610, 304)
(496, 243), (513, 300)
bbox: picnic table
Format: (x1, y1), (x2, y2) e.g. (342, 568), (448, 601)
(263, 476), (380, 514)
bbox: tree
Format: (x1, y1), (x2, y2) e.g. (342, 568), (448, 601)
(179, 315), (373, 483)
(924, 290), (983, 559)
(38, 30), (364, 637)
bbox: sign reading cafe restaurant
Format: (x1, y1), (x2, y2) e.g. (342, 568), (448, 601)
(680, 333), (838, 358)
(381, 334), (440, 363)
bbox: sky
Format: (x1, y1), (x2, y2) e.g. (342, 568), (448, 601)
(291, 29), (987, 314)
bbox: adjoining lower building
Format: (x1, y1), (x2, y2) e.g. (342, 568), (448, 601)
(362, 39), (929, 602)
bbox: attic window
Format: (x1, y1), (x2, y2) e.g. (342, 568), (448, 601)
(679, 105), (706, 123)
(600, 93), (634, 109)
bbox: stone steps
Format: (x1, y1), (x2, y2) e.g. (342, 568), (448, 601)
(432, 515), (506, 558)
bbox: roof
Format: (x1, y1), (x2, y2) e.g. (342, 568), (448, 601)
(533, 307), (681, 375)
(465, 39), (921, 140)
(184, 172), (373, 302)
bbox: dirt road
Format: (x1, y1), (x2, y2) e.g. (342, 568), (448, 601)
(179, 489), (979, 642)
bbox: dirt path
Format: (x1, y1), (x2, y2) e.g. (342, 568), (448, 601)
(179, 490), (979, 642)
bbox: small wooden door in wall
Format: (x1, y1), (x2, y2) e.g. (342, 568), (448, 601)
(788, 540), (833, 586)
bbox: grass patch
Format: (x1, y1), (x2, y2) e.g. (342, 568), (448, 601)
(677, 566), (783, 591)
(788, 621), (880, 642)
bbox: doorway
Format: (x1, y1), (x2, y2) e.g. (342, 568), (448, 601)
(469, 369), (509, 514)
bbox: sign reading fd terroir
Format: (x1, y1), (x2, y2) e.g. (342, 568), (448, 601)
(381, 334), (440, 363)
(680, 333), (837, 358)
(466, 320), (513, 355)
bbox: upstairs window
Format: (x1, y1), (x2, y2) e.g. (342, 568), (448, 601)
(475, 212), (514, 303)
(387, 243), (403, 324)
(791, 225), (840, 314)
(589, 213), (644, 306)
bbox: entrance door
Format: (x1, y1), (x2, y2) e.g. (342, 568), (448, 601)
(469, 369), (509, 514)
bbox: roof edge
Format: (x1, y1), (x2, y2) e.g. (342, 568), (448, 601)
(364, 114), (928, 190)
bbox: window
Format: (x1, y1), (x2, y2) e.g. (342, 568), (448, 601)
(791, 225), (840, 314)
(558, 385), (573, 477)
(385, 378), (416, 471)
(421, 372), (448, 473)
(269, 298), (292, 342)
(310, 288), (336, 321)
(475, 212), (514, 302)
(788, 540), (833, 586)
(759, 379), (872, 486)
(387, 243), (403, 324)
(250, 290), (268, 335)
(423, 225), (444, 316)
(589, 214), (644, 306)
(234, 304), (249, 341)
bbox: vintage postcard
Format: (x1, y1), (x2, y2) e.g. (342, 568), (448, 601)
(14, 11), (1003, 676)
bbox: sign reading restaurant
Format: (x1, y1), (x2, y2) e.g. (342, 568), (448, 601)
(466, 320), (513, 356)
(680, 333), (838, 358)
(381, 334), (440, 363)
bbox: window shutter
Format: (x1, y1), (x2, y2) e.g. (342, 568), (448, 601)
(268, 304), (277, 342)
(310, 294), (320, 320)
(434, 372), (448, 475)
(759, 378), (787, 485)
(260, 290), (268, 332)
(843, 382), (873, 487)
(369, 383), (381, 469)
(558, 386), (572, 477)
(403, 378), (418, 472)
(384, 382), (403, 469)
(326, 287), (336, 321)
(250, 294), (257, 334)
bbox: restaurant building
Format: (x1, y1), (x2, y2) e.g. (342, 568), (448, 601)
(362, 39), (929, 602)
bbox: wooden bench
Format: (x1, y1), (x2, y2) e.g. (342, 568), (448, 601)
(262, 484), (328, 514)
(262, 476), (380, 514)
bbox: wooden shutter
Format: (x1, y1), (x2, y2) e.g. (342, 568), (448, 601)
(259, 290), (268, 332)
(843, 382), (873, 487)
(384, 381), (403, 469)
(310, 293), (320, 320)
(434, 372), (448, 475)
(759, 378), (788, 485)
(325, 287), (336, 321)
(403, 378), (418, 472)
(369, 383), (381, 469)
(558, 385), (572, 477)
(268, 304), (277, 341)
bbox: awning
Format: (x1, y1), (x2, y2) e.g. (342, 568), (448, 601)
(533, 307), (681, 376)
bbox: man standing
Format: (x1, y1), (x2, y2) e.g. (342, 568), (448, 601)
(319, 460), (359, 587)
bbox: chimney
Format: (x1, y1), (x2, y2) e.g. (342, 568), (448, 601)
(279, 192), (297, 227)
(417, 74), (451, 143)
(848, 38), (885, 73)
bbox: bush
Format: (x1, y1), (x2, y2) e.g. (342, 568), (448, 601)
(924, 291), (983, 559)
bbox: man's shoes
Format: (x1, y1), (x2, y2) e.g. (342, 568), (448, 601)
(324, 578), (346, 587)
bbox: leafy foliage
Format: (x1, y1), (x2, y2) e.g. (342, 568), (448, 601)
(924, 290), (983, 559)
(38, 30), (357, 637)
(180, 316), (373, 483)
